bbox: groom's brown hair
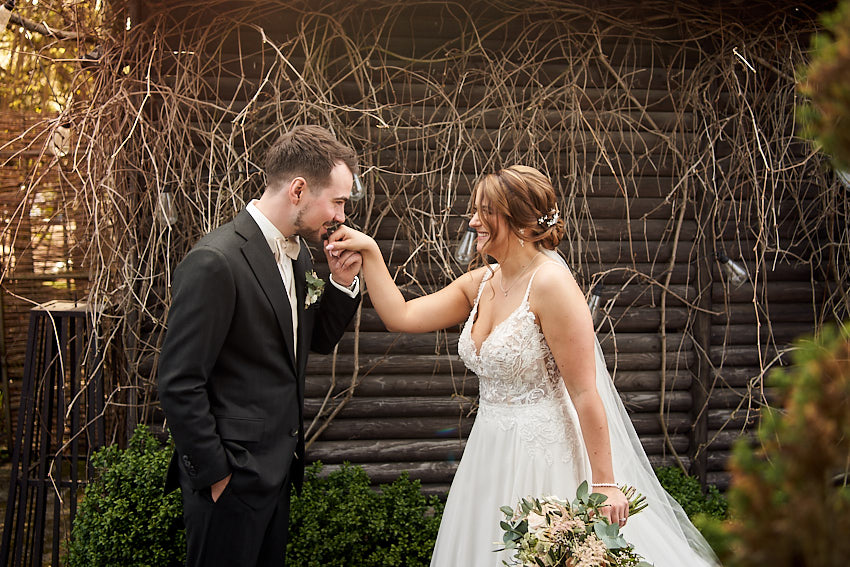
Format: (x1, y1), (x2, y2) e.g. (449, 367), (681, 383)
(264, 125), (357, 190)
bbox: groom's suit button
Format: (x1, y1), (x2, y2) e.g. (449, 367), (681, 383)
(182, 454), (197, 476)
(289, 428), (299, 437)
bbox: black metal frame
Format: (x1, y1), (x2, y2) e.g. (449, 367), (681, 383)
(1, 301), (105, 566)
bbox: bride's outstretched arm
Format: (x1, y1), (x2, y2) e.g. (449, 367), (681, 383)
(531, 263), (631, 524)
(326, 225), (478, 333)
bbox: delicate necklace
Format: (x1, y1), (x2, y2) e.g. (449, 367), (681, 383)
(498, 252), (542, 297)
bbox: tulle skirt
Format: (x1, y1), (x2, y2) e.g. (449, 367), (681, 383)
(429, 398), (717, 567)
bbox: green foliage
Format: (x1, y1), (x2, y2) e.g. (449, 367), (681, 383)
(67, 444), (444, 566)
(723, 322), (850, 567)
(689, 512), (735, 562)
(797, 0), (850, 168)
(654, 466), (728, 521)
(287, 462), (444, 566)
(0, 1), (103, 113)
(65, 425), (185, 567)
(655, 466), (730, 557)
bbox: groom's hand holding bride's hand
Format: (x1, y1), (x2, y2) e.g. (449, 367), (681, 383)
(324, 226), (365, 286)
(325, 225), (379, 258)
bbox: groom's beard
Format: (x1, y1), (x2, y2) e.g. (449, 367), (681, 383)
(292, 208), (327, 245)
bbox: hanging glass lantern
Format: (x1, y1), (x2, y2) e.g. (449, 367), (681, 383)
(350, 173), (366, 202)
(587, 283), (603, 319)
(716, 253), (748, 287)
(50, 123), (71, 157)
(455, 224), (477, 264)
(156, 191), (178, 227)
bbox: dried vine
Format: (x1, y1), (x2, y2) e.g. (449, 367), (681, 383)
(1, 0), (847, 478)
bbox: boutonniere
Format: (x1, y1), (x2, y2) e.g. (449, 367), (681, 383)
(304, 270), (325, 308)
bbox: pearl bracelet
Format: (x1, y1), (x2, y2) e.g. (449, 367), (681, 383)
(591, 482), (618, 488)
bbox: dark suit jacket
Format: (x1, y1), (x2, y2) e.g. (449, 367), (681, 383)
(158, 209), (359, 508)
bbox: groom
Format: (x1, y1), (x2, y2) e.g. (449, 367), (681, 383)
(158, 125), (362, 566)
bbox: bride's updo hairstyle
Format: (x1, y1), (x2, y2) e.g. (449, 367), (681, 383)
(472, 165), (565, 251)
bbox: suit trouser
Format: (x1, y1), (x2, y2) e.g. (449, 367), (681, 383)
(180, 473), (292, 567)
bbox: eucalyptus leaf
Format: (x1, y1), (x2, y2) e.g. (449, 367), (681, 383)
(588, 492), (608, 507)
(607, 535), (629, 550)
(517, 519), (528, 535)
(593, 521), (609, 539)
(576, 480), (589, 503)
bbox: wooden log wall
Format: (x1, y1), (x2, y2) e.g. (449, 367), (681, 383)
(131, 0), (834, 493)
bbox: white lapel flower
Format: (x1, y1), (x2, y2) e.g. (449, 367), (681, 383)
(304, 270), (325, 308)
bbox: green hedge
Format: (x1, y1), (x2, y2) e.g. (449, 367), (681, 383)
(66, 427), (443, 566)
(287, 462), (444, 566)
(654, 465), (728, 521)
(655, 465), (730, 556)
(67, 427), (727, 565)
(65, 425), (186, 567)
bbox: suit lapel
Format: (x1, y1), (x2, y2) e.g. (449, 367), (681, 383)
(235, 211), (297, 372)
(293, 246), (311, 384)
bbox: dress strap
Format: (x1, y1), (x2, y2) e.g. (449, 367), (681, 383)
(522, 261), (561, 303)
(473, 265), (497, 310)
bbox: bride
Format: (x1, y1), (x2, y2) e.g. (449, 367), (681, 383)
(326, 165), (719, 566)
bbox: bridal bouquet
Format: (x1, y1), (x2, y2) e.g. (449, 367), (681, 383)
(499, 481), (652, 567)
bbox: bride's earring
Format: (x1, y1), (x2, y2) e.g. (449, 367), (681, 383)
(518, 238), (525, 247)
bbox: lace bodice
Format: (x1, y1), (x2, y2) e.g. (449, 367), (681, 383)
(458, 265), (566, 406)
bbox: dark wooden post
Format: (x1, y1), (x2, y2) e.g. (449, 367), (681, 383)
(690, 187), (714, 487)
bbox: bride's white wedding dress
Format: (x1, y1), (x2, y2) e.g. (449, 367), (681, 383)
(429, 261), (719, 567)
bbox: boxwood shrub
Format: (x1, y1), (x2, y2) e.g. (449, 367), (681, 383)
(287, 462), (444, 566)
(655, 465), (728, 521)
(65, 425), (185, 567)
(66, 428), (443, 566)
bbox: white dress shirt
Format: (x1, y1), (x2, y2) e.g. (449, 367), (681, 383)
(245, 202), (359, 353)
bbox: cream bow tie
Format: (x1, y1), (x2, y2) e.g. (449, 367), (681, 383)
(273, 236), (300, 262)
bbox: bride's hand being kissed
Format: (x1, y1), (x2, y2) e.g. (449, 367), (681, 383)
(325, 225), (378, 258)
(325, 224), (476, 334)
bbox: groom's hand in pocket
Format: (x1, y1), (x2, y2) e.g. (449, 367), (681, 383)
(210, 473), (231, 503)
